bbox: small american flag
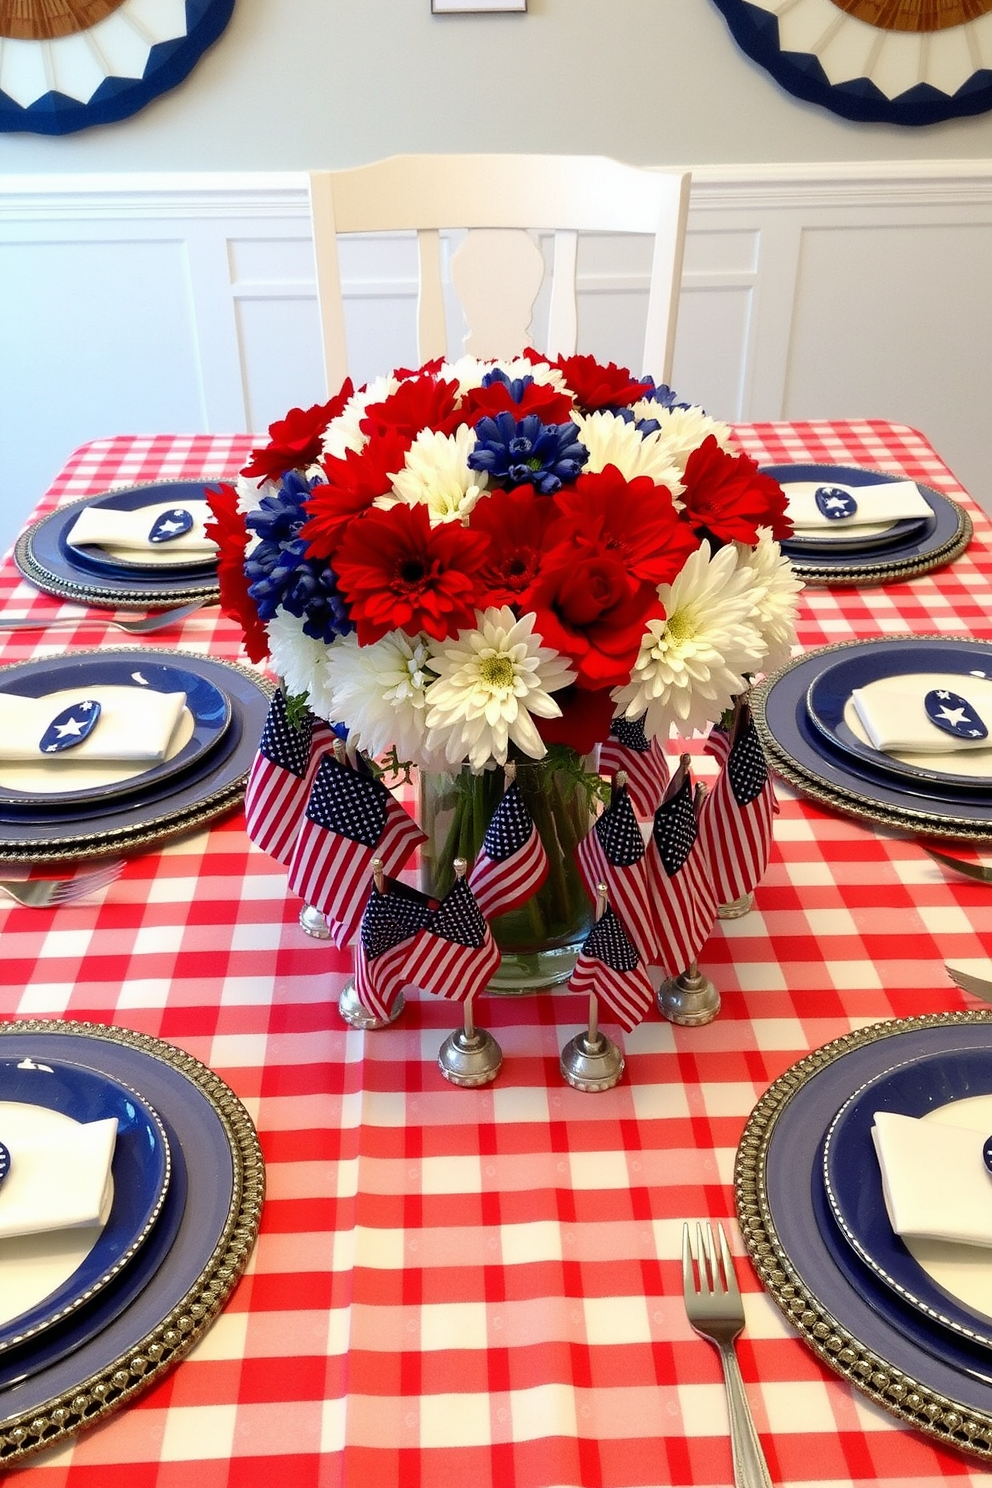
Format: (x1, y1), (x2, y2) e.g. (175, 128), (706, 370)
(468, 781), (548, 920)
(569, 905), (654, 1032)
(646, 764), (719, 977)
(404, 875), (501, 1003)
(599, 712), (670, 819)
(287, 754), (426, 947)
(703, 720), (732, 767)
(699, 700), (776, 904)
(243, 691), (336, 866)
(576, 783), (659, 964)
(354, 873), (434, 1022)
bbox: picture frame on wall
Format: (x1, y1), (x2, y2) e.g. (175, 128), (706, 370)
(432, 0), (526, 11)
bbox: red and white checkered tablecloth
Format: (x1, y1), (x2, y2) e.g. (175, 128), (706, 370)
(3, 424), (992, 1488)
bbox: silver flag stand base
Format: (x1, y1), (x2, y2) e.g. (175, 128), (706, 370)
(717, 891), (754, 920)
(338, 982), (405, 1031)
(559, 1030), (624, 1092)
(657, 966), (721, 1026)
(438, 1025), (503, 1087)
(299, 904), (331, 939)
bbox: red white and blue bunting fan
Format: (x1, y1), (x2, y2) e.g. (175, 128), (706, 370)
(0, 0), (235, 134)
(709, 0), (992, 123)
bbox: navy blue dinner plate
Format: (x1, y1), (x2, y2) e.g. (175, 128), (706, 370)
(0, 1057), (169, 1356)
(0, 655), (231, 810)
(825, 1048), (992, 1349)
(805, 639), (992, 796)
(57, 483), (219, 579)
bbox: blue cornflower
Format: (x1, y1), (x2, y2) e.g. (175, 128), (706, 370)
(480, 367), (534, 403)
(637, 378), (693, 412)
(610, 406), (663, 438)
(468, 411), (587, 495)
(245, 472), (353, 643)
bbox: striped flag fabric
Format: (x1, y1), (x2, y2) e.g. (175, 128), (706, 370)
(646, 763), (719, 977)
(354, 874), (434, 1022)
(703, 720), (732, 767)
(576, 782), (659, 964)
(404, 875), (501, 1003)
(287, 754), (426, 947)
(599, 712), (670, 819)
(698, 700), (777, 904)
(243, 691), (336, 866)
(468, 781), (548, 920)
(568, 905), (654, 1032)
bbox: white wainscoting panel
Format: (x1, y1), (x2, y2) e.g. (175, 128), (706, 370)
(1, 165), (990, 562)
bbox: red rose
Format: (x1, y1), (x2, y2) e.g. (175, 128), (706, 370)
(551, 465), (699, 591)
(204, 483), (269, 664)
(680, 437), (792, 544)
(333, 503), (490, 644)
(242, 382), (354, 483)
(529, 542), (663, 690)
(534, 684), (617, 755)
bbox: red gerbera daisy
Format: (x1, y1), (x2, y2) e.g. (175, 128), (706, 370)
(333, 503), (491, 644)
(468, 486), (558, 608)
(242, 382), (355, 483)
(303, 430), (410, 559)
(548, 353), (653, 412)
(551, 465), (699, 591)
(359, 375), (462, 441)
(458, 378), (573, 428)
(680, 437), (792, 545)
(204, 483), (269, 663)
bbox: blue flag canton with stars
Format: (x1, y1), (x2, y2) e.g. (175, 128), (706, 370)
(652, 774), (697, 876)
(581, 905), (640, 972)
(728, 713), (769, 808)
(429, 877), (489, 948)
(362, 880), (432, 960)
(304, 755), (388, 846)
(259, 689), (314, 777)
(481, 782), (534, 862)
(595, 786), (645, 867)
(608, 712), (652, 753)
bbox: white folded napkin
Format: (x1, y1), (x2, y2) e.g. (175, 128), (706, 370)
(872, 1110), (992, 1248)
(0, 1114), (117, 1240)
(67, 501), (216, 555)
(850, 672), (992, 755)
(0, 685), (187, 764)
(784, 480), (931, 530)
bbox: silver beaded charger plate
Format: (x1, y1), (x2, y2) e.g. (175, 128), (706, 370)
(737, 1012), (992, 1461)
(0, 1020), (264, 1468)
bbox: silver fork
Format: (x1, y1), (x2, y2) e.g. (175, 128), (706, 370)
(683, 1222), (773, 1488)
(925, 846), (992, 884)
(946, 962), (992, 1002)
(0, 859), (123, 908)
(0, 601), (208, 635)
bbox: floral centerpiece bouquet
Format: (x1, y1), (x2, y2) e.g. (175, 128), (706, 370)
(207, 350), (800, 984)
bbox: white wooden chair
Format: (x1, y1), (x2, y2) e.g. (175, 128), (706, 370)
(308, 154), (691, 393)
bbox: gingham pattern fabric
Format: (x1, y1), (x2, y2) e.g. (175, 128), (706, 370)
(4, 427), (992, 1488)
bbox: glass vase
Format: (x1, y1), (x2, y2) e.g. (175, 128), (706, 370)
(418, 751), (599, 993)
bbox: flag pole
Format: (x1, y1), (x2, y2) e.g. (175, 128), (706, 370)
(338, 858), (406, 1031)
(437, 857), (504, 1088)
(559, 882), (625, 1093)
(656, 782), (721, 1027)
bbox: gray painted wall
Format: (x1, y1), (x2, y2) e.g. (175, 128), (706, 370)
(2, 0), (992, 171)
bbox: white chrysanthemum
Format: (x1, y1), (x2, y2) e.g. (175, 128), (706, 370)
(320, 375), (399, 461)
(629, 403), (734, 474)
(612, 542), (766, 740)
(573, 410), (685, 493)
(425, 607), (575, 771)
(323, 630), (441, 766)
(437, 355), (568, 398)
(235, 471), (272, 518)
(266, 611), (337, 721)
(378, 425), (488, 524)
(735, 530), (804, 677)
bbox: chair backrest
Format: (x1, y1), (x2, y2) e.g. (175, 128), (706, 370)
(309, 154), (691, 393)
